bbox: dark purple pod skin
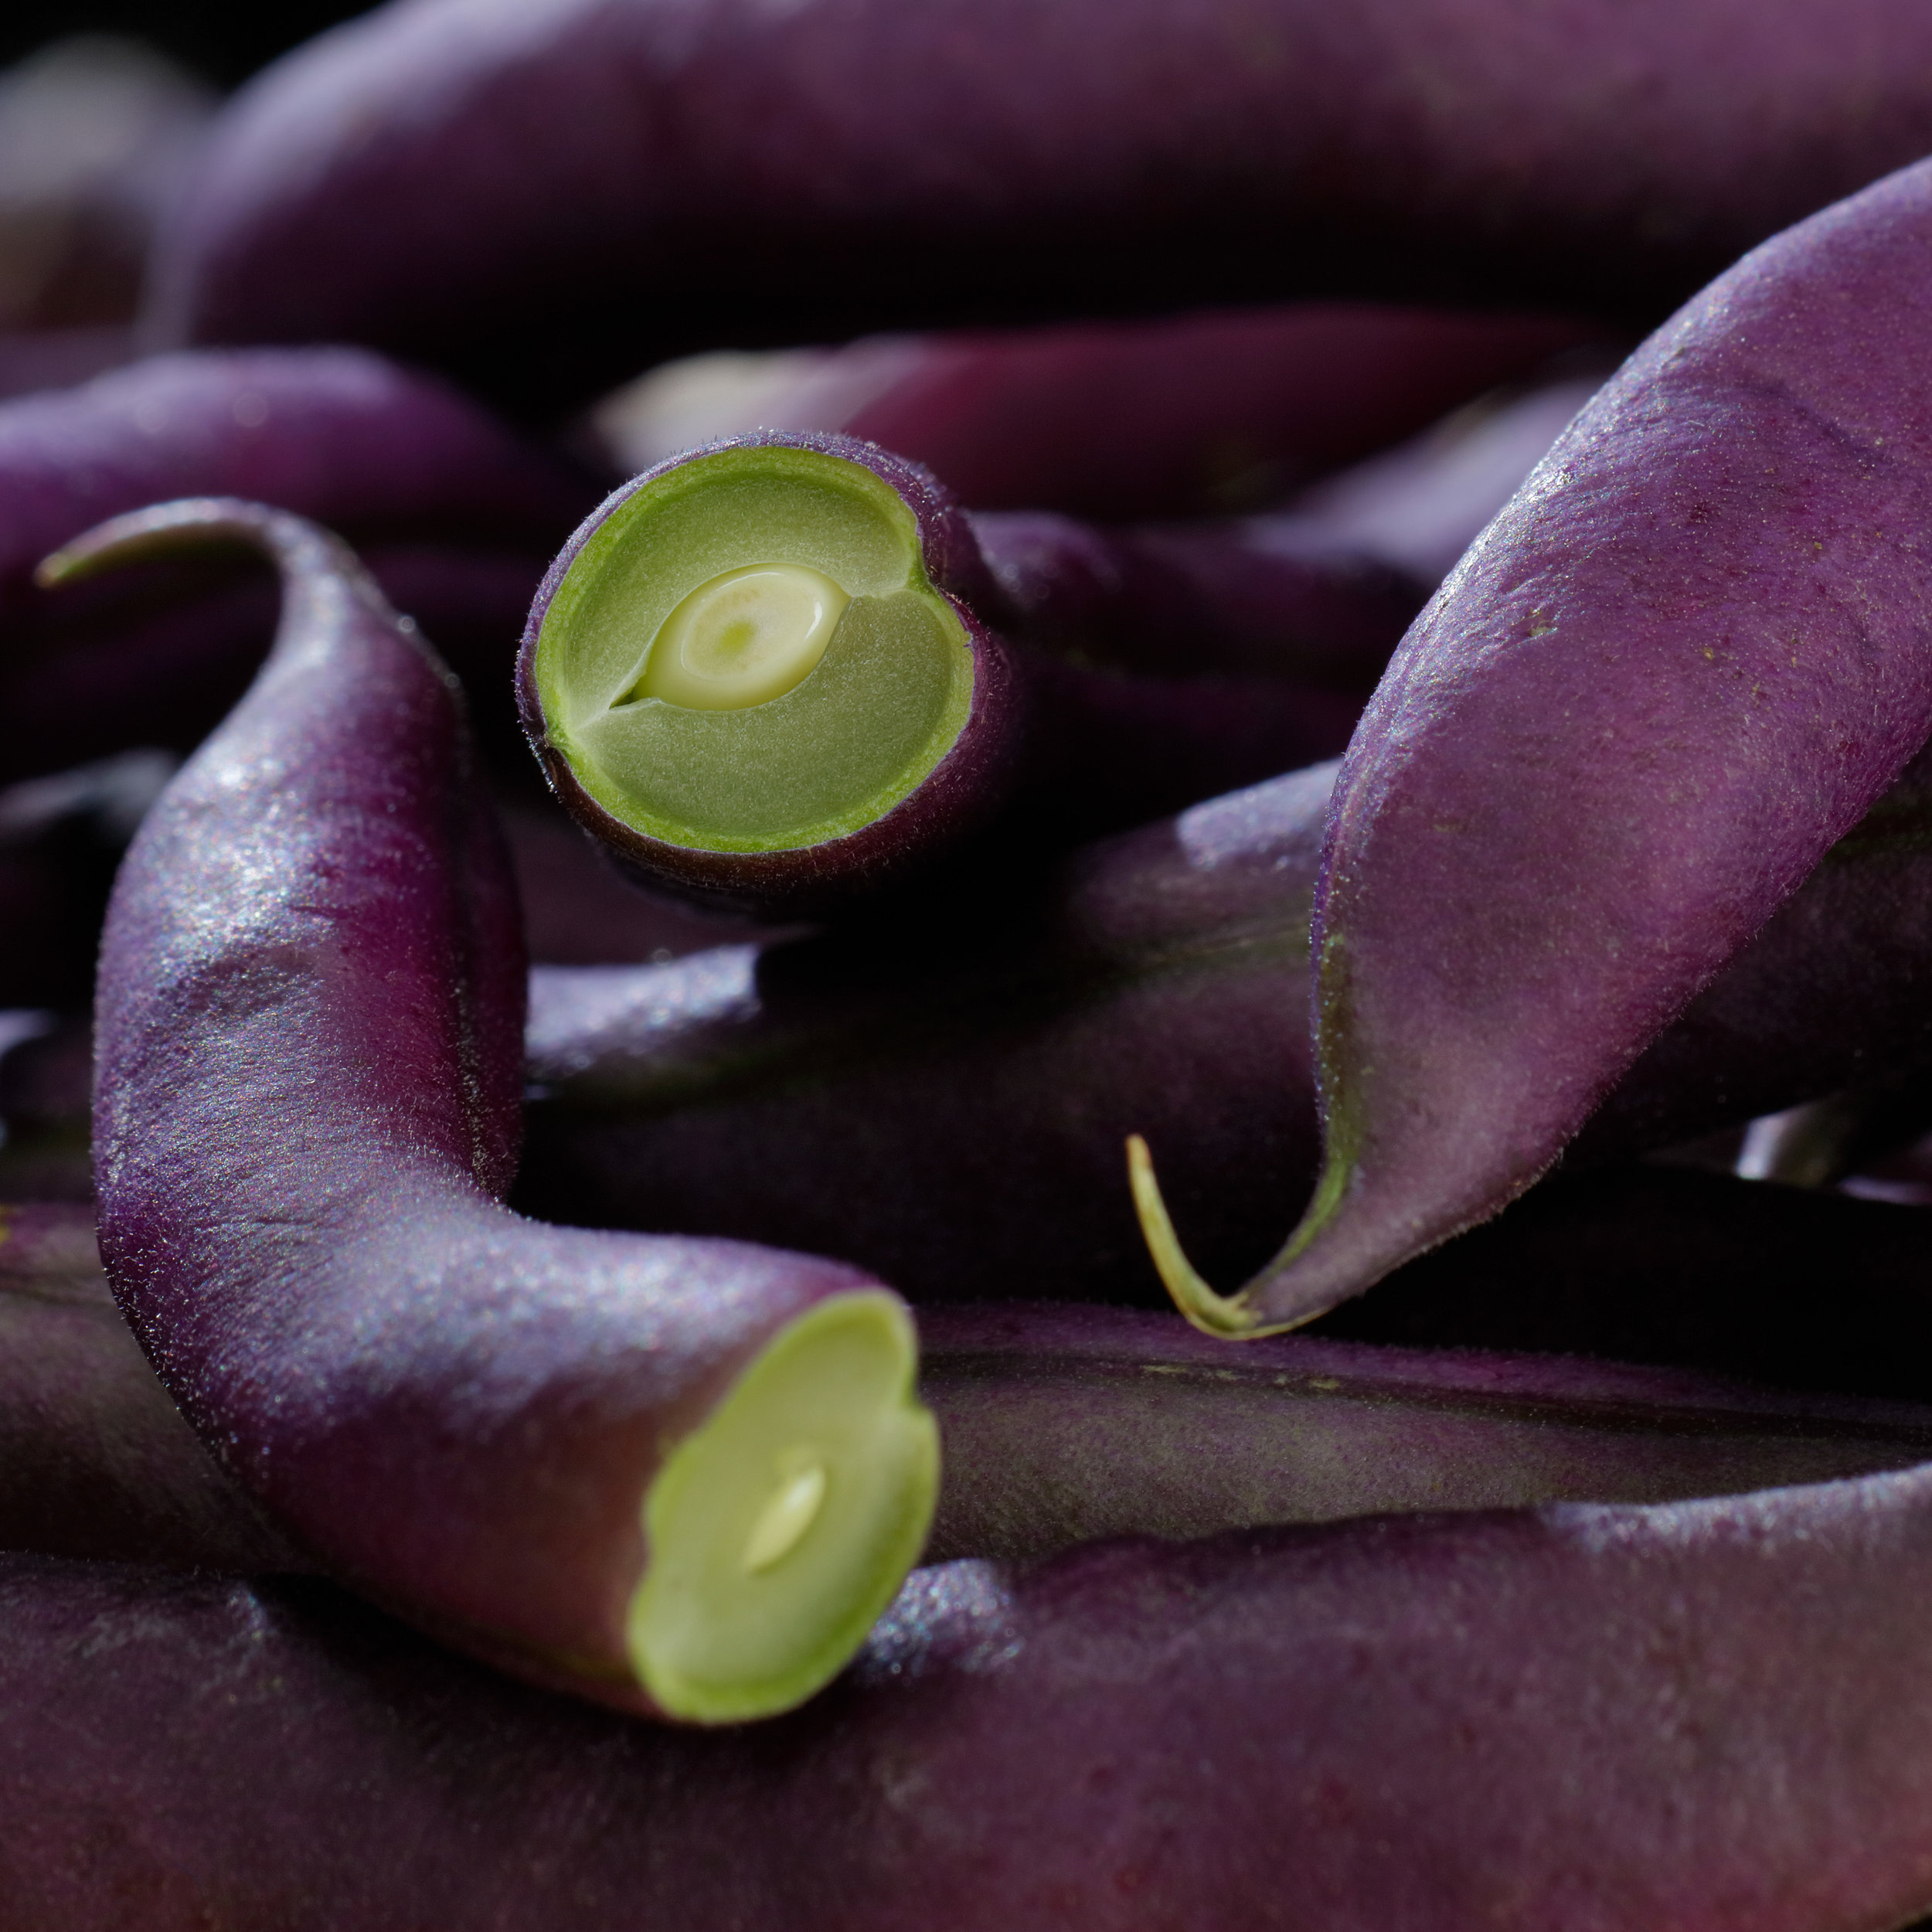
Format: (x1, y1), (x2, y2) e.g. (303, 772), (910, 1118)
(514, 761), (1338, 1301)
(23, 1208), (1932, 1582)
(0, 1016), (93, 1202)
(14, 541), (565, 781)
(814, 308), (1600, 520)
(80, 497), (903, 1718)
(500, 792), (784, 967)
(0, 1202), (308, 1575)
(920, 1301), (1932, 1566)
(604, 305), (1597, 521)
(1190, 154), (1932, 1332)
(1572, 742), (1932, 1161)
(521, 433), (1026, 919)
(16, 1481), (1932, 1929)
(1321, 1164), (1932, 1406)
(0, 345), (600, 784)
(1010, 649), (1366, 847)
(972, 504), (1428, 691)
(0, 323), (133, 402)
(516, 736), (1932, 1304)
(151, 0), (1932, 412)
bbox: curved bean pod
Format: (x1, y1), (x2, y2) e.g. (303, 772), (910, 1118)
(75, 497), (936, 1723)
(1134, 155), (1932, 1334)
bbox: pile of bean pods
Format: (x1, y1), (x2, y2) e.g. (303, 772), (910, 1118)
(6, 7), (1932, 1927)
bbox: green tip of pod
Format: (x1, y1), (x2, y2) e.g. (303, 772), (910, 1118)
(1127, 1134), (1336, 1342)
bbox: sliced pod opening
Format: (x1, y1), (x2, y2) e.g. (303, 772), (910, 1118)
(530, 444), (977, 854)
(628, 1289), (938, 1723)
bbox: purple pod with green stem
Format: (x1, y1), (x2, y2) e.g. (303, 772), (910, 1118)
(18, 1460), (1932, 1929)
(518, 432), (1393, 918)
(518, 728), (1932, 1307)
(70, 497), (937, 1724)
(0, 345), (600, 784)
(151, 0), (1932, 412)
(1132, 152), (1932, 1337)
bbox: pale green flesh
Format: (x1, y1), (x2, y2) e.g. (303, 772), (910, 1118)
(629, 1291), (939, 1723)
(536, 446), (976, 853)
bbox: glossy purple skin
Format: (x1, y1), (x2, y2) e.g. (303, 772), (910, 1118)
(89, 498), (887, 1715)
(1251, 155), (1932, 1325)
(519, 431), (1026, 917)
(516, 739), (1932, 1304)
(15, 1479), (1932, 1927)
(152, 0), (1932, 409)
(0, 347), (598, 784)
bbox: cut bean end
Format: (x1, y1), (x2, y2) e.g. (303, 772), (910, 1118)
(629, 1289), (938, 1723)
(532, 443), (976, 854)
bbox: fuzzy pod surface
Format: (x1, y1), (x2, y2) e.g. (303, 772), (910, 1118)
(519, 739), (1932, 1304)
(77, 497), (937, 1724)
(151, 0), (1932, 410)
(1135, 154), (1932, 1336)
(597, 304), (1597, 521)
(14, 1476), (1932, 1928)
(0, 345), (599, 784)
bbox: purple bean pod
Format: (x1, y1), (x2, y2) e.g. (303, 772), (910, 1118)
(519, 734), (1932, 1304)
(73, 496), (934, 1723)
(520, 432), (1396, 917)
(599, 304), (1595, 520)
(520, 431), (1026, 916)
(151, 0), (1932, 410)
(12, 1475), (1932, 1926)
(0, 346), (600, 784)
(19, 1222), (1932, 1583)
(1133, 153), (1932, 1335)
